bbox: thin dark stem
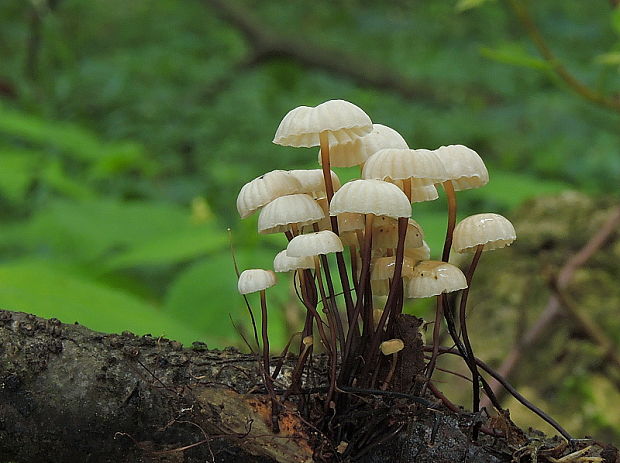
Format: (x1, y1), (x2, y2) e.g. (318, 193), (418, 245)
(319, 131), (335, 202)
(424, 294), (444, 384)
(441, 180), (457, 262)
(260, 290), (280, 432)
(431, 346), (573, 441)
(460, 244), (484, 413)
(341, 214), (374, 382)
(442, 297), (503, 411)
(361, 217), (407, 385)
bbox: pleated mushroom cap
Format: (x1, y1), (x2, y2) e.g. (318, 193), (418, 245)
(286, 230), (344, 257)
(329, 179), (411, 218)
(405, 241), (431, 262)
(435, 145), (489, 191)
(258, 194), (325, 234)
(372, 218), (424, 250)
(380, 339), (405, 355)
(452, 213), (516, 253)
(318, 123), (409, 168)
(273, 100), (372, 147)
(288, 169), (341, 199)
(363, 148), (449, 187)
(273, 250), (315, 272)
(406, 261), (467, 298)
(238, 269), (277, 295)
(237, 170), (302, 219)
(371, 256), (416, 280)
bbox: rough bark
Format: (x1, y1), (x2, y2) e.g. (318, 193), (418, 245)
(0, 309), (617, 463)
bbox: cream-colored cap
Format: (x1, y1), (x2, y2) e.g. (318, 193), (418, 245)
(302, 336), (314, 346)
(380, 339), (405, 355)
(258, 194), (325, 234)
(238, 269), (277, 295)
(371, 278), (390, 296)
(329, 179), (411, 218)
(273, 100), (372, 147)
(405, 241), (431, 262)
(310, 198), (366, 233)
(372, 218), (424, 249)
(452, 213), (516, 253)
(273, 250), (315, 272)
(435, 145), (489, 191)
(362, 148), (449, 187)
(286, 230), (344, 257)
(339, 231), (360, 247)
(406, 261), (467, 298)
(288, 169), (341, 199)
(392, 180), (439, 203)
(237, 170), (302, 219)
(371, 256), (416, 280)
(318, 123), (409, 168)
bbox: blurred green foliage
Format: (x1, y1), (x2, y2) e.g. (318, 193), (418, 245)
(0, 0), (619, 439)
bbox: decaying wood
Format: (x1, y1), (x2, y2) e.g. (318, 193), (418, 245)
(0, 309), (617, 463)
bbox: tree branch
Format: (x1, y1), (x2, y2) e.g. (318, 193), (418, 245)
(483, 205), (620, 406)
(508, 0), (620, 112)
(203, 0), (499, 106)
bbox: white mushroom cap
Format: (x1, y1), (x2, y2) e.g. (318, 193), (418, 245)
(372, 218), (424, 249)
(406, 261), (467, 298)
(318, 123), (409, 168)
(405, 241), (431, 262)
(237, 170), (302, 219)
(435, 145), (489, 191)
(273, 100), (373, 147)
(380, 339), (405, 355)
(362, 148), (449, 187)
(329, 179), (412, 218)
(288, 169), (341, 199)
(286, 230), (344, 257)
(371, 256), (416, 280)
(452, 213), (516, 253)
(392, 180), (439, 203)
(273, 250), (315, 272)
(258, 194), (325, 234)
(238, 269), (277, 295)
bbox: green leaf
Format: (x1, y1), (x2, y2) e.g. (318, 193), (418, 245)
(0, 260), (204, 344)
(104, 224), (228, 269)
(480, 44), (550, 70)
(613, 8), (620, 36)
(0, 150), (39, 202)
(455, 0), (494, 12)
(0, 199), (209, 263)
(164, 248), (290, 349)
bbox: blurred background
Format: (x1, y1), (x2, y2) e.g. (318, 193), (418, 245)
(1, 0), (619, 442)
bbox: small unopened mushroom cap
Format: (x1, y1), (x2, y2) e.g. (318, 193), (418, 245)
(371, 256), (416, 280)
(363, 148), (449, 186)
(273, 250), (315, 272)
(392, 181), (439, 203)
(380, 339), (405, 355)
(288, 169), (341, 199)
(452, 213), (516, 253)
(405, 241), (431, 262)
(435, 145), (489, 191)
(372, 218), (424, 249)
(287, 230), (344, 257)
(406, 261), (467, 298)
(302, 336), (314, 346)
(258, 194), (325, 234)
(329, 179), (411, 218)
(371, 278), (390, 296)
(310, 198), (366, 233)
(318, 123), (409, 168)
(273, 100), (372, 147)
(238, 269), (277, 295)
(237, 170), (302, 219)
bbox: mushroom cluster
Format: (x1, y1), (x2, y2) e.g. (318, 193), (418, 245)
(235, 99), (516, 424)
